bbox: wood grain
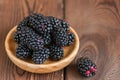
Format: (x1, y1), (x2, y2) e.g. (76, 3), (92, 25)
(0, 0), (64, 80)
(1, 0), (120, 80)
(65, 0), (120, 80)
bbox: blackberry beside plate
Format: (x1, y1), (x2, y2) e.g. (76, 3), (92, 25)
(77, 57), (97, 77)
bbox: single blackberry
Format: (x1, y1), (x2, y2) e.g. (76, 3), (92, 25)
(49, 44), (63, 60)
(28, 13), (44, 27)
(14, 31), (20, 43)
(28, 13), (52, 34)
(77, 57), (97, 77)
(59, 19), (70, 31)
(17, 16), (29, 31)
(16, 44), (32, 59)
(67, 32), (75, 45)
(47, 16), (69, 31)
(18, 27), (44, 50)
(32, 48), (50, 64)
(47, 16), (62, 28)
(52, 27), (69, 46)
(42, 33), (51, 45)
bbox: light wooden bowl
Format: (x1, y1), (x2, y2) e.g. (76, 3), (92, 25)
(5, 26), (79, 73)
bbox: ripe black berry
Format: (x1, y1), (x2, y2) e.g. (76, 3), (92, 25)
(47, 16), (62, 28)
(17, 16), (29, 31)
(77, 57), (97, 77)
(59, 19), (70, 31)
(14, 31), (20, 43)
(32, 48), (50, 64)
(42, 33), (51, 45)
(16, 44), (32, 59)
(49, 44), (64, 60)
(67, 32), (75, 45)
(28, 13), (52, 34)
(18, 27), (44, 50)
(52, 27), (69, 46)
(47, 16), (70, 31)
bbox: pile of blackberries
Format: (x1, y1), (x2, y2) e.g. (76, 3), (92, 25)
(14, 13), (75, 64)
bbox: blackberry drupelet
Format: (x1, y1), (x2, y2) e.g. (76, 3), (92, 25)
(17, 16), (29, 31)
(77, 57), (97, 77)
(42, 33), (51, 45)
(52, 27), (69, 46)
(67, 32), (75, 45)
(18, 27), (44, 50)
(28, 13), (52, 34)
(32, 48), (50, 64)
(14, 31), (20, 43)
(16, 44), (32, 59)
(49, 44), (64, 60)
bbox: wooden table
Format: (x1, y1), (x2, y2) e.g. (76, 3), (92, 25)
(1, 0), (120, 80)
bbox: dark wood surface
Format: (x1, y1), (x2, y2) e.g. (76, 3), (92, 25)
(1, 0), (120, 80)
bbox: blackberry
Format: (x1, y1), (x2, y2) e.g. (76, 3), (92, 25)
(59, 19), (70, 31)
(52, 27), (69, 46)
(77, 57), (97, 77)
(32, 48), (50, 64)
(47, 16), (69, 31)
(67, 32), (75, 45)
(14, 31), (20, 43)
(28, 13), (44, 27)
(47, 16), (62, 28)
(18, 27), (44, 50)
(17, 16), (29, 31)
(16, 44), (32, 59)
(42, 33), (51, 45)
(49, 44), (63, 60)
(28, 13), (52, 34)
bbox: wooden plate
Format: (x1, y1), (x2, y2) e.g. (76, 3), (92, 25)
(5, 26), (79, 73)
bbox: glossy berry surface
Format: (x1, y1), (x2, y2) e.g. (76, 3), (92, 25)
(32, 48), (50, 64)
(77, 57), (97, 77)
(16, 44), (32, 59)
(49, 44), (64, 60)
(18, 27), (44, 50)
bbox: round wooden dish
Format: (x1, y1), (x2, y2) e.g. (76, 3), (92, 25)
(5, 26), (79, 73)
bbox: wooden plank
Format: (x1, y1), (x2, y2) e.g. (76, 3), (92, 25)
(65, 0), (120, 80)
(0, 0), (64, 80)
